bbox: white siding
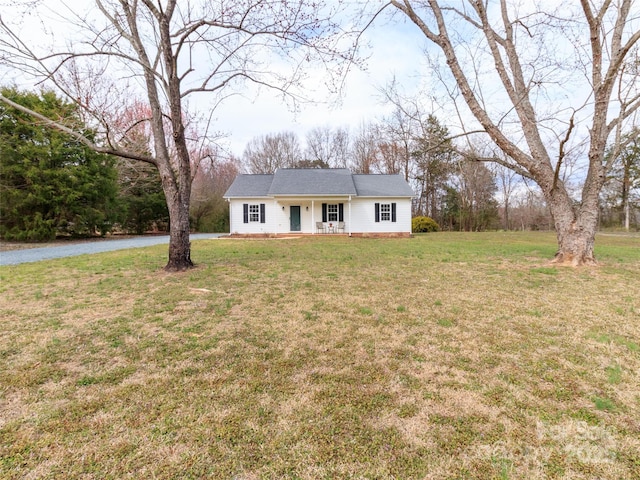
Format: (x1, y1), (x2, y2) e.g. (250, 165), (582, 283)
(349, 198), (412, 234)
(229, 197), (412, 235)
(230, 199), (322, 234)
(276, 201), (344, 234)
(229, 198), (274, 235)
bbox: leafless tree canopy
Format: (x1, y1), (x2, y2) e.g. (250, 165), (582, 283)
(305, 125), (351, 168)
(243, 131), (303, 173)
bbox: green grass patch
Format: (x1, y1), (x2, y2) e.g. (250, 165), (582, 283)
(605, 364), (623, 384)
(593, 396), (617, 412)
(588, 331), (640, 353)
(1, 232), (639, 479)
(437, 318), (455, 327)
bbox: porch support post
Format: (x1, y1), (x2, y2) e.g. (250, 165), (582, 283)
(274, 199), (278, 236)
(312, 200), (315, 234)
(348, 196), (352, 236)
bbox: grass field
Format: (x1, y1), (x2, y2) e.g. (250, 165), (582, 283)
(1, 232), (639, 479)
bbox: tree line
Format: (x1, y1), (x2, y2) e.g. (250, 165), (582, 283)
(2, 86), (637, 242)
(239, 117), (639, 233)
(239, 118), (502, 232)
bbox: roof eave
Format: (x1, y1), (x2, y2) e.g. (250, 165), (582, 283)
(354, 195), (415, 199)
(270, 194), (355, 197)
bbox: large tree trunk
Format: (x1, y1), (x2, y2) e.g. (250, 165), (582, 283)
(552, 220), (597, 266)
(158, 161), (193, 271)
(547, 190), (599, 266)
(165, 198), (193, 271)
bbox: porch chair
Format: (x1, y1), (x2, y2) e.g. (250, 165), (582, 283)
(316, 221), (325, 234)
(337, 221), (345, 233)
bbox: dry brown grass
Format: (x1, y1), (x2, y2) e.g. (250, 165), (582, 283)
(0, 232), (639, 479)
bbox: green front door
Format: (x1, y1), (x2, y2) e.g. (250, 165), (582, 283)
(290, 206), (301, 232)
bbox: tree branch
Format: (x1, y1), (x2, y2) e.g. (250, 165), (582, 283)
(454, 147), (534, 180)
(0, 93), (156, 165)
(554, 111), (575, 191)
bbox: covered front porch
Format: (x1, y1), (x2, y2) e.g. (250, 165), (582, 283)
(272, 197), (352, 235)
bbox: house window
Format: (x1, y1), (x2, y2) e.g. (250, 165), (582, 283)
(375, 202), (396, 223)
(322, 203), (344, 222)
(248, 204), (260, 222)
(380, 203), (391, 221)
(327, 204), (338, 222)
(243, 203), (266, 223)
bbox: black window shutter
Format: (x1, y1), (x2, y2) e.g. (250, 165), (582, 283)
(391, 202), (397, 222)
(375, 203), (380, 223)
(322, 203), (327, 222)
(260, 203), (266, 223)
(338, 203), (344, 222)
(243, 203), (249, 223)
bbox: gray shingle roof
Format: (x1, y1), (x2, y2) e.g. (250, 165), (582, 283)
(268, 168), (357, 196)
(352, 174), (415, 197)
(224, 169), (414, 198)
(223, 174), (273, 197)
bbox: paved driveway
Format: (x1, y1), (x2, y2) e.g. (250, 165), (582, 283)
(0, 233), (224, 266)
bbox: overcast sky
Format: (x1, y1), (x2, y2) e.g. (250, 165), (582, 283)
(196, 14), (433, 158)
(0, 0), (433, 159)
(213, 17), (430, 157)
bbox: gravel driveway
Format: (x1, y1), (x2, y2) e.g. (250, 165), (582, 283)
(0, 233), (224, 266)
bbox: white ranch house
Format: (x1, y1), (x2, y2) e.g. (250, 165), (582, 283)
(224, 168), (414, 237)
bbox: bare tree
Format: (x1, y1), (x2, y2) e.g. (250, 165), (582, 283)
(377, 84), (458, 219)
(452, 156), (499, 231)
(602, 129), (640, 230)
(380, 106), (414, 182)
(389, 0), (640, 265)
(618, 130), (640, 231)
(511, 186), (554, 232)
(191, 155), (239, 232)
(377, 140), (406, 176)
(243, 131), (302, 174)
(305, 125), (351, 168)
(0, 0), (353, 270)
(492, 162), (520, 231)
(350, 121), (380, 173)
(331, 127), (352, 168)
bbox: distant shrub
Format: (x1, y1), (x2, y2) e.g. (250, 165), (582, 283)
(412, 216), (440, 233)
